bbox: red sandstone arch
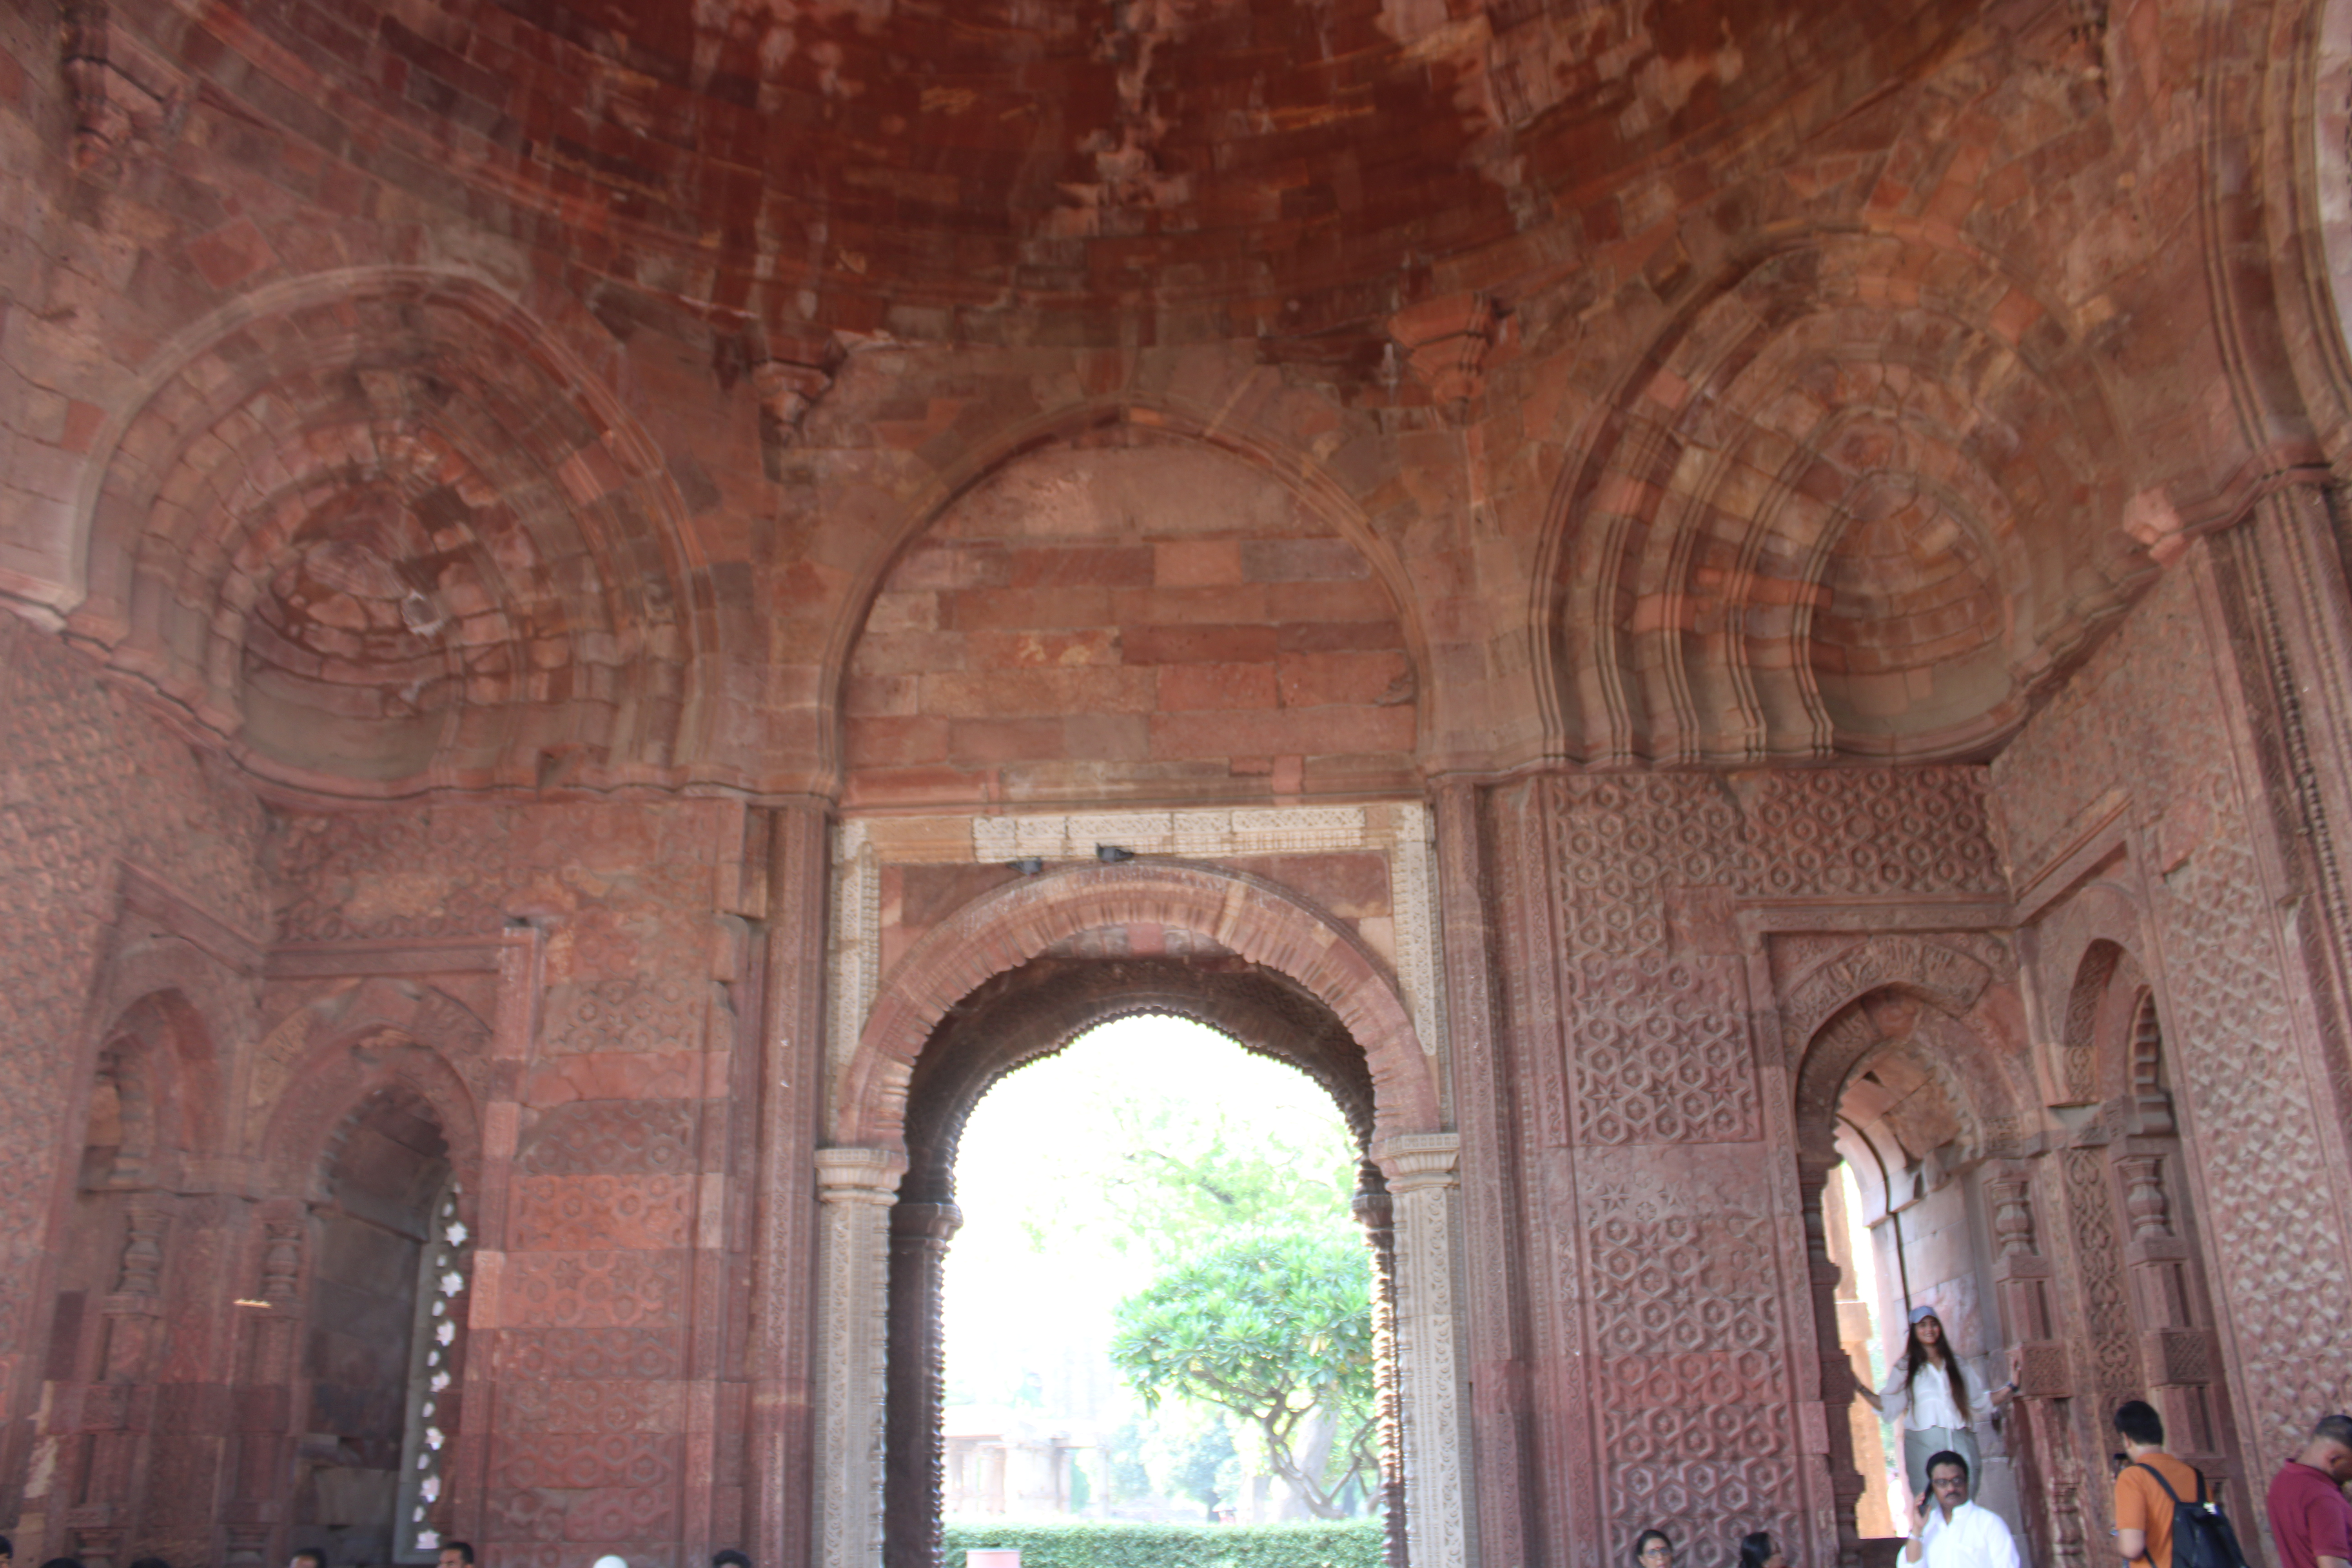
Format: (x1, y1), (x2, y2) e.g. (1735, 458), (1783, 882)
(66, 267), (710, 797)
(1535, 232), (2138, 766)
(1786, 935), (2030, 1165)
(76, 936), (242, 1169)
(835, 858), (1443, 1149)
(2029, 875), (2157, 1105)
(255, 998), (485, 1204)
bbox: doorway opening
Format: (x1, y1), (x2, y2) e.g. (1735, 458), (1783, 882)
(944, 1014), (1380, 1527)
(882, 955), (1405, 1568)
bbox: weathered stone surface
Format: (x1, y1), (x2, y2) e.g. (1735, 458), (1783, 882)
(2, 1), (2351, 1565)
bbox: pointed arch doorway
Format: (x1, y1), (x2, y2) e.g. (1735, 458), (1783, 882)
(812, 846), (1466, 1568)
(898, 968), (1388, 1560)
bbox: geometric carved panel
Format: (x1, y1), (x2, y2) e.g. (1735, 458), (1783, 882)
(493, 1379), (687, 1433)
(2061, 1148), (2141, 1408)
(490, 1434), (683, 1491)
(509, 1175), (697, 1252)
(503, 1252), (689, 1330)
(541, 977), (705, 1056)
(2143, 1328), (2213, 1387)
(1566, 953), (1757, 1143)
(515, 1103), (700, 1176)
(490, 1329), (688, 1381)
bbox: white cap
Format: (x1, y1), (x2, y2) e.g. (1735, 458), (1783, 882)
(591, 1556), (629, 1568)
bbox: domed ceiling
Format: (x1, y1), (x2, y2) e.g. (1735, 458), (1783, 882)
(165, 0), (1979, 339)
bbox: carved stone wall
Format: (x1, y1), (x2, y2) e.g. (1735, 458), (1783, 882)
(267, 798), (759, 1568)
(1480, 766), (2010, 1568)
(0, 618), (269, 1532)
(1993, 553), (2352, 1457)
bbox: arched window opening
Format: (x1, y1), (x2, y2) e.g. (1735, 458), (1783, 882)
(297, 1084), (459, 1567)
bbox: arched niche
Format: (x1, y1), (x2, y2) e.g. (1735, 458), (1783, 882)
(26, 980), (228, 1568)
(258, 1029), (481, 1568)
(1537, 233), (2137, 766)
(67, 269), (707, 798)
(834, 422), (1426, 810)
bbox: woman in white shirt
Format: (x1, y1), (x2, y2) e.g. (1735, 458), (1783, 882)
(1859, 1303), (2017, 1514)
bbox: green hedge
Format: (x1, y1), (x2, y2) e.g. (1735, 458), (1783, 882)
(942, 1519), (1385, 1568)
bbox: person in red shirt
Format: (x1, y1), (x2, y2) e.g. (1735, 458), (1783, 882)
(2268, 1414), (2352, 1568)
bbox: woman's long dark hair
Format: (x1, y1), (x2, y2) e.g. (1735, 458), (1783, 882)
(1901, 1314), (1970, 1418)
(1739, 1533), (1781, 1568)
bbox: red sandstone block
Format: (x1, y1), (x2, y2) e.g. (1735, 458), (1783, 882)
(840, 765), (996, 809)
(1158, 662), (1278, 711)
(1123, 624), (1280, 664)
(844, 715), (950, 766)
(1229, 851), (1390, 916)
(1005, 544), (1156, 588)
(1240, 537), (1370, 582)
(862, 590), (941, 635)
(185, 218), (276, 291)
(965, 628), (1120, 668)
(60, 399), (105, 455)
(949, 717), (1065, 763)
(942, 586), (1112, 630)
(1266, 579), (1392, 621)
(1301, 753), (1423, 793)
(1062, 711), (1151, 760)
(851, 632), (969, 676)
(1147, 705), (1415, 758)
(922, 666), (1156, 717)
(1275, 619), (1405, 653)
(844, 674), (918, 717)
(1110, 584), (1270, 624)
(1277, 649), (1411, 708)
(1155, 539), (1244, 586)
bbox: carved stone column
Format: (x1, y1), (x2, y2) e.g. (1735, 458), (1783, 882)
(71, 1193), (175, 1568)
(1796, 1154), (1866, 1568)
(1379, 1132), (1468, 1568)
(753, 802), (830, 1568)
(1430, 777), (1519, 1568)
(882, 1200), (960, 1568)
(2209, 489), (2352, 1184)
(223, 1204), (305, 1568)
(1983, 1162), (2071, 1568)
(813, 1147), (906, 1568)
(2112, 1149), (2225, 1461)
(1354, 1167), (1408, 1568)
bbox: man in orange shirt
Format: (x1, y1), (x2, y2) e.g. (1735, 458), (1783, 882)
(2114, 1400), (2205, 1568)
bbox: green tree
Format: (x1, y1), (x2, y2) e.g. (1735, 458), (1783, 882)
(1110, 1227), (1376, 1519)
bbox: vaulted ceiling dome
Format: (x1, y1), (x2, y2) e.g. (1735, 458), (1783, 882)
(153, 0), (1982, 341)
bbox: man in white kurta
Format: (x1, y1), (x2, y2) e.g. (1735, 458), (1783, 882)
(1905, 1450), (2022, 1568)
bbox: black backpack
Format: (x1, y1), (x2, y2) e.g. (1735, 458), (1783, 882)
(2132, 1462), (2255, 1568)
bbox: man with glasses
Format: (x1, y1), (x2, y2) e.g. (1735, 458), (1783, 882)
(1904, 1450), (2021, 1568)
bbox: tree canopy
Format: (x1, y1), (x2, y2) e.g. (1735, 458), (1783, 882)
(1109, 1227), (1377, 1519)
